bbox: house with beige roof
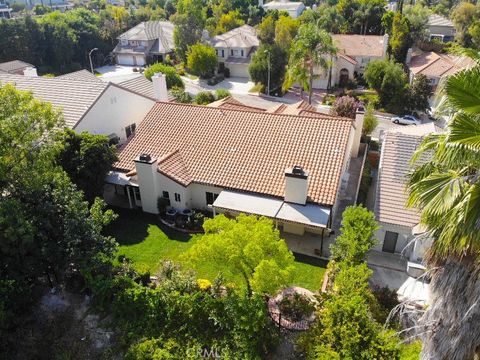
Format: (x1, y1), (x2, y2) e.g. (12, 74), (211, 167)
(312, 34), (389, 89)
(374, 124), (439, 275)
(427, 14), (455, 43)
(105, 101), (365, 240)
(408, 51), (475, 88)
(0, 71), (167, 143)
(114, 21), (174, 66)
(210, 25), (259, 78)
(0, 60), (37, 76)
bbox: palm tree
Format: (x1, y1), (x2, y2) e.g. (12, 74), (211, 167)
(283, 23), (337, 104)
(407, 52), (480, 360)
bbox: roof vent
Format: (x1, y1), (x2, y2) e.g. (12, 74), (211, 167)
(292, 165), (305, 176)
(139, 153), (152, 162)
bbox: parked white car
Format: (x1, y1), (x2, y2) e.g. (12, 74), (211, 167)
(391, 115), (421, 125)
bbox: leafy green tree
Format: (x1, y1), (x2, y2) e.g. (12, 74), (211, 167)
(257, 14), (276, 44)
(406, 74), (432, 113)
(389, 11), (412, 63)
(330, 206), (379, 266)
(362, 105), (379, 136)
(186, 43), (217, 78)
(185, 214), (295, 295)
(216, 10), (245, 34)
(249, 43), (288, 95)
(337, 0), (387, 35)
(407, 53), (480, 360)
(274, 15), (298, 51)
(284, 23), (337, 103)
(171, 0), (205, 61)
(55, 129), (118, 203)
(451, 2), (480, 47)
(144, 63), (184, 88)
(403, 3), (430, 41)
(364, 59), (408, 113)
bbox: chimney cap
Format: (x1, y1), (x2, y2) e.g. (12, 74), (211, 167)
(285, 165), (309, 179)
(136, 153), (153, 163)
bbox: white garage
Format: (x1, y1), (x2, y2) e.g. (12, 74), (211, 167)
(225, 62), (250, 79)
(117, 54), (146, 67)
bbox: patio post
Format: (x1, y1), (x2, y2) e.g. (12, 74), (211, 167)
(126, 186), (133, 209)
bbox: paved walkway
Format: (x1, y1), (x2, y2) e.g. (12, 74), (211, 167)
(182, 76), (254, 95)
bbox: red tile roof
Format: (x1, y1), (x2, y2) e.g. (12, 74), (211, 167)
(115, 102), (353, 206)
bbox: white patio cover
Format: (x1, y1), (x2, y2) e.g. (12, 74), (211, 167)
(105, 171), (138, 187)
(276, 202), (330, 229)
(213, 190), (283, 218)
(213, 190), (331, 228)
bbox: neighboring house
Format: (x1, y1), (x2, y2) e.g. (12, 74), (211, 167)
(210, 25), (259, 78)
(374, 124), (440, 276)
(50, 2), (74, 12)
(427, 14), (455, 42)
(0, 60), (37, 76)
(0, 71), (164, 143)
(114, 21), (174, 66)
(106, 101), (365, 241)
(0, 1), (12, 19)
(260, 0), (305, 19)
(408, 51), (476, 88)
(312, 34), (388, 89)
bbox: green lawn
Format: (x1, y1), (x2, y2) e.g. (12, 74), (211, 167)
(105, 207), (327, 292)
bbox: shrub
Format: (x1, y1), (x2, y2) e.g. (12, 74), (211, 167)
(330, 96), (362, 119)
(195, 91), (216, 105)
(144, 63), (184, 89)
(224, 67), (230, 78)
(362, 105), (379, 136)
(215, 89), (231, 100)
(279, 293), (315, 322)
(171, 87), (193, 103)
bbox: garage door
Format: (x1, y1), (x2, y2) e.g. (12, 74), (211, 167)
(117, 54), (134, 66)
(227, 63), (249, 78)
(135, 56), (145, 66)
(312, 78), (329, 90)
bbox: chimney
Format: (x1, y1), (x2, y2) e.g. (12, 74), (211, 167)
(134, 153), (159, 214)
(382, 34), (389, 58)
(152, 72), (169, 101)
(284, 166), (309, 205)
(351, 109), (364, 158)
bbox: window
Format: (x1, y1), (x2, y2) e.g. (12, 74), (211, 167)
(206, 192), (218, 205)
(133, 187), (141, 201)
(125, 123), (136, 138)
(162, 191), (171, 206)
(215, 49), (218, 56)
(382, 231), (398, 253)
(231, 49), (234, 56)
(174, 193), (181, 202)
(241, 50), (244, 57)
(221, 50), (224, 57)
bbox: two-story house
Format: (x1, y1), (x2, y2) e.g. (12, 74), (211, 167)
(0, 0), (12, 19)
(427, 14), (455, 43)
(114, 21), (174, 67)
(312, 34), (389, 89)
(210, 25), (259, 78)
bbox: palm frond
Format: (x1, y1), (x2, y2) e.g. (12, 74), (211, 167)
(447, 113), (480, 152)
(445, 67), (480, 114)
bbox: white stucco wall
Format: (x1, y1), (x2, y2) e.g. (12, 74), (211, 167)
(375, 222), (413, 256)
(74, 85), (155, 141)
(155, 172), (192, 211)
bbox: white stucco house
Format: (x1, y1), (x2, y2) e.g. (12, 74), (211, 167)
(374, 124), (440, 276)
(113, 21), (175, 66)
(106, 98), (365, 245)
(427, 14), (455, 43)
(312, 34), (389, 89)
(260, 0), (305, 19)
(0, 70), (167, 143)
(0, 1), (12, 19)
(210, 25), (259, 78)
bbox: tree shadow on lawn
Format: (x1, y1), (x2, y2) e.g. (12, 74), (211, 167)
(104, 206), (192, 246)
(292, 252), (329, 268)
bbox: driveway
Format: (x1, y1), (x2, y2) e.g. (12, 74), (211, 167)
(183, 76), (254, 95)
(95, 65), (142, 83)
